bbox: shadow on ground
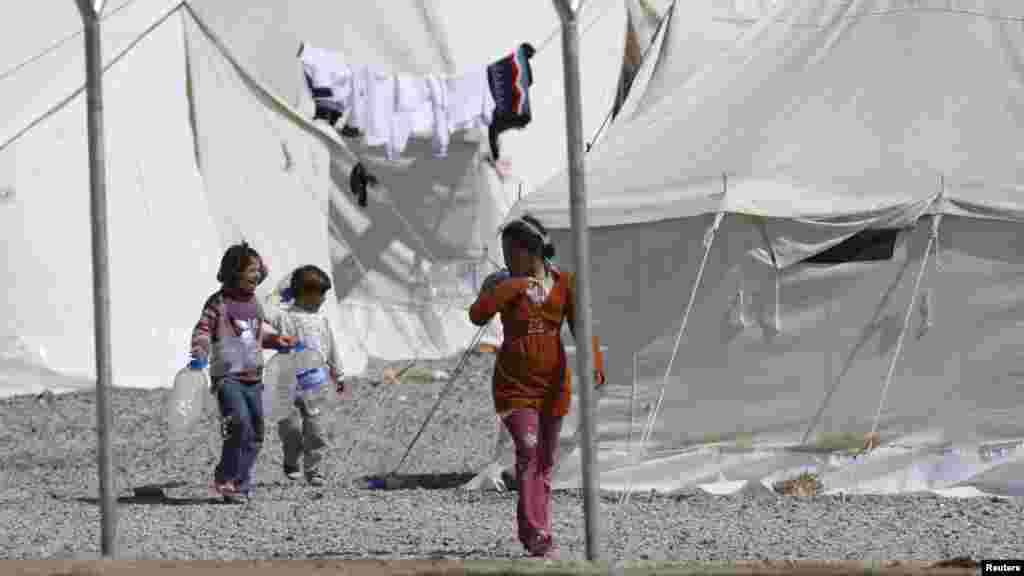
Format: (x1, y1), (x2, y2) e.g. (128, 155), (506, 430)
(357, 472), (480, 490)
(73, 481), (232, 506)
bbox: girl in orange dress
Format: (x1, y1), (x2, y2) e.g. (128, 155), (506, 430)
(469, 214), (605, 558)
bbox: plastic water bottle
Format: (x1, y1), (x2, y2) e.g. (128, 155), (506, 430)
(166, 367), (210, 436)
(261, 352), (295, 420)
(292, 341), (329, 399)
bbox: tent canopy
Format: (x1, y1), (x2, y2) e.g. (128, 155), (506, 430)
(516, 0), (1024, 230)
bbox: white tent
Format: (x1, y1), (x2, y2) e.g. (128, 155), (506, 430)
(0, 0), (628, 397)
(510, 0), (1024, 496)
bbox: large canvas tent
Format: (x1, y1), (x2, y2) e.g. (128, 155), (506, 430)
(510, 0), (1024, 496)
(0, 0), (629, 397)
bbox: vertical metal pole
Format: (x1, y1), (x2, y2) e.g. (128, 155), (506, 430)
(76, 0), (117, 558)
(553, 0), (601, 561)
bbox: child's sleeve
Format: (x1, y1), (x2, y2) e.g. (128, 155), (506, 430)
(259, 301), (290, 349)
(189, 296), (219, 361)
(469, 270), (508, 326)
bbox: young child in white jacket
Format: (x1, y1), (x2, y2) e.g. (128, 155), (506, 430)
(269, 264), (345, 486)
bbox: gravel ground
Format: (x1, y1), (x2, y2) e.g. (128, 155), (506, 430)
(1, 351), (1022, 561)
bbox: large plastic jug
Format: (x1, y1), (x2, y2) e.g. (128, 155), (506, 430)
(262, 352), (297, 420)
(166, 367), (210, 437)
(292, 341), (329, 399)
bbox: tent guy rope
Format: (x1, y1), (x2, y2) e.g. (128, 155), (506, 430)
(796, 195), (942, 447)
(870, 208), (943, 438)
(0, 1), (185, 155)
(387, 322), (490, 476)
(620, 175), (728, 506)
(0, 0), (144, 84)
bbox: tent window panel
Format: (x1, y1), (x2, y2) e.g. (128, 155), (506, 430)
(803, 228), (902, 264)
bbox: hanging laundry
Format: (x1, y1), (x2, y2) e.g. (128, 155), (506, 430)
(300, 43), (529, 161)
(486, 43), (537, 160)
(391, 74), (435, 160)
(367, 68), (397, 152)
(446, 68), (496, 135)
(299, 43), (352, 126)
(426, 76), (450, 158)
(349, 162), (378, 207)
(337, 65), (381, 149)
(348, 65), (433, 161)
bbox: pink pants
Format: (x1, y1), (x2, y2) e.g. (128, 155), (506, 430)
(502, 408), (563, 556)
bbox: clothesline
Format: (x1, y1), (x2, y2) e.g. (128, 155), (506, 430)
(300, 42), (536, 163)
(0, 0), (623, 164)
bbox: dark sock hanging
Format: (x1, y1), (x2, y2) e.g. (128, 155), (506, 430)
(349, 162), (378, 207)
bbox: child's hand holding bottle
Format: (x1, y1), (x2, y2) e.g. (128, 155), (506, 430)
(268, 334), (299, 351)
(188, 355), (208, 371)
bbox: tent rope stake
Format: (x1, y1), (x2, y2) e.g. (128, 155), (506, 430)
(388, 323), (490, 476)
(620, 175), (728, 506)
(870, 209), (943, 438)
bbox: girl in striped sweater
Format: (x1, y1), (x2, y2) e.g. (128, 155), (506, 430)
(188, 242), (297, 502)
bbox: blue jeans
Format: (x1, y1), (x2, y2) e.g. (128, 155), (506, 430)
(213, 377), (264, 494)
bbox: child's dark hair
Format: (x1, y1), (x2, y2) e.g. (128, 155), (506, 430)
(216, 241), (267, 287)
(501, 213), (555, 260)
(289, 264), (332, 296)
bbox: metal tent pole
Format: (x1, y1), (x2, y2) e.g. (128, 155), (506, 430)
(75, 0), (117, 558)
(552, 0), (601, 561)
